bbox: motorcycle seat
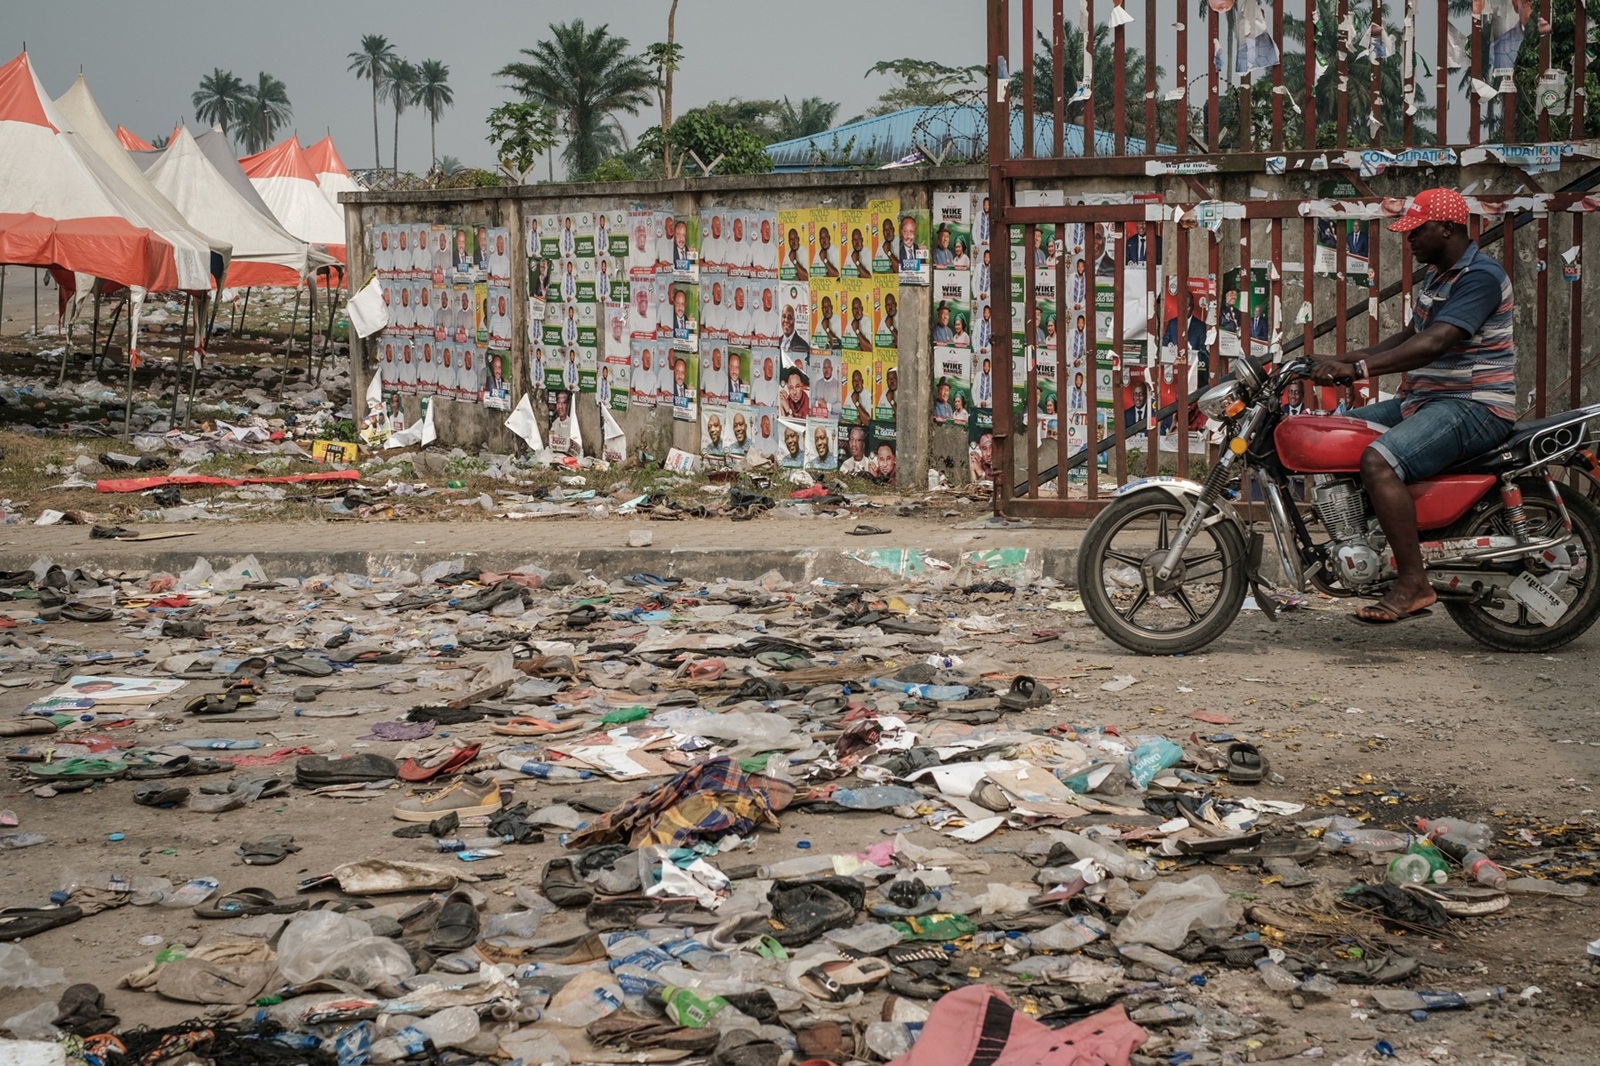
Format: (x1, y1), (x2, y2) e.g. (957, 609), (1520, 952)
(1444, 409), (1591, 474)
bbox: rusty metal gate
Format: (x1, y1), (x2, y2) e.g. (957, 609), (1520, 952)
(986, 0), (1600, 518)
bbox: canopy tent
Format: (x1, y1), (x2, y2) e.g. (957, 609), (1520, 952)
(194, 126), (276, 218)
(54, 73), (229, 288)
(116, 125), (155, 151)
(239, 137), (347, 265)
(304, 135), (362, 209)
(0, 51), (196, 292)
(146, 127), (336, 289)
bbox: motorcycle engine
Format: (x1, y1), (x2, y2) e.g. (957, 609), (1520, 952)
(1313, 476), (1392, 589)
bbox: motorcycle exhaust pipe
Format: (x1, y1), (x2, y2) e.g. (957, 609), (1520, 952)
(1428, 533), (1569, 568)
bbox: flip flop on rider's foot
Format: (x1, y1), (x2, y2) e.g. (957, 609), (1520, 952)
(1352, 597), (1435, 625)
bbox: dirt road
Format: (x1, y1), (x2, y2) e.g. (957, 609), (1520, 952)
(0, 555), (1594, 1063)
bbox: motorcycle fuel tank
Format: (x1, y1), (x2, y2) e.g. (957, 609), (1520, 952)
(1274, 414), (1384, 473)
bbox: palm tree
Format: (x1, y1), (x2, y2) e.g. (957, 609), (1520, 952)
(1027, 25), (1166, 148)
(192, 68), (246, 140)
(436, 155), (465, 176)
(237, 72), (293, 154)
(773, 96), (840, 142)
(347, 34), (395, 173)
(1278, 1), (1437, 148)
(382, 58), (420, 176)
(496, 19), (656, 177)
(413, 59), (454, 171)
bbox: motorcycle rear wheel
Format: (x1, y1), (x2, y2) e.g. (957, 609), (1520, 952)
(1077, 490), (1249, 655)
(1442, 477), (1600, 652)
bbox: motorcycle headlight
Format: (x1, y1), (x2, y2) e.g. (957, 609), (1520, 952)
(1196, 380), (1243, 420)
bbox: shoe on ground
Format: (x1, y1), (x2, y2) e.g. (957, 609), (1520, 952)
(391, 774), (502, 823)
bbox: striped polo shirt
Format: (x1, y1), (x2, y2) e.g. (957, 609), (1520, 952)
(1400, 242), (1516, 420)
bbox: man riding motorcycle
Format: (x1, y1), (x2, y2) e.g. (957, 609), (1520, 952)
(1310, 187), (1516, 625)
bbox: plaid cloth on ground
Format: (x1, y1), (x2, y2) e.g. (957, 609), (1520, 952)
(566, 756), (794, 850)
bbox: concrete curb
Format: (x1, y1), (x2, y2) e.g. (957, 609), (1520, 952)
(0, 543), (1081, 586)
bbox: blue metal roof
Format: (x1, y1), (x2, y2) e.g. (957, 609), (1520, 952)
(766, 105), (1172, 171)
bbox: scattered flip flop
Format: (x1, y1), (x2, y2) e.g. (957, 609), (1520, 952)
(998, 675), (1052, 711)
(27, 758), (127, 781)
(788, 954), (891, 1001)
(237, 834), (301, 866)
(1226, 742), (1269, 785)
(489, 716), (581, 736)
(193, 887), (309, 919)
(846, 524), (890, 536)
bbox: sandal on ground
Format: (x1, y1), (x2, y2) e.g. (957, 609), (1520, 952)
(1226, 742), (1269, 785)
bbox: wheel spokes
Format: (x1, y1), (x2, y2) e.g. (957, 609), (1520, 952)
(1171, 587), (1203, 623)
(1118, 588), (1150, 621)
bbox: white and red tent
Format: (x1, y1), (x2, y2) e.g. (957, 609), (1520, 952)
(116, 125), (155, 151)
(54, 73), (229, 288)
(0, 51), (204, 292)
(304, 135), (362, 210)
(239, 137), (347, 265)
(146, 127), (336, 289)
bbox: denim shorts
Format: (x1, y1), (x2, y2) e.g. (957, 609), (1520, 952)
(1359, 397), (1513, 483)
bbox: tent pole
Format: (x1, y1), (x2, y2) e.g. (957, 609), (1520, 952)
(169, 295), (191, 425)
(0, 267), (7, 339)
(33, 269), (39, 335)
(122, 298), (137, 441)
(240, 287), (252, 335)
(185, 294), (206, 428)
(306, 279), (318, 378)
(98, 294), (125, 375)
(91, 288), (101, 364)
(318, 275), (340, 385)
(280, 286), (303, 403)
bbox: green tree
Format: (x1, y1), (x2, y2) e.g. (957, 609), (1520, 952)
(863, 58), (983, 116)
(495, 20), (658, 177)
(487, 101), (559, 180)
(1467, 0), (1600, 142)
(637, 111), (774, 176)
(414, 59), (454, 171)
(773, 96), (841, 142)
(192, 68), (246, 140)
(436, 154), (465, 176)
(237, 71), (293, 154)
(382, 58), (420, 176)
(1025, 25), (1169, 148)
(1266, 1), (1437, 149)
(347, 34), (395, 173)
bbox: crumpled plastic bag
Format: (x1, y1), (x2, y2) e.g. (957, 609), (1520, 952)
(330, 859), (470, 895)
(276, 911), (415, 990)
(1111, 874), (1241, 950)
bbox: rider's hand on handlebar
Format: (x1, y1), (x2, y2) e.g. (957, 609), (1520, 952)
(1310, 358), (1356, 386)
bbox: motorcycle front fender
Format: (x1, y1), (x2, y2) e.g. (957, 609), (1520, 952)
(1109, 477), (1245, 534)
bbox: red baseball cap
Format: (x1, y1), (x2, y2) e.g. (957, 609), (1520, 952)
(1389, 188), (1469, 232)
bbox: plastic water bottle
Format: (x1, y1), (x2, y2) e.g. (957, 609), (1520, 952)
(1416, 817), (1493, 849)
(1324, 828), (1412, 854)
(1255, 956), (1301, 992)
(756, 853), (837, 879)
(867, 677), (969, 702)
(1429, 834), (1508, 889)
(513, 760), (590, 781)
(424, 836), (512, 852)
(1387, 853), (1436, 885)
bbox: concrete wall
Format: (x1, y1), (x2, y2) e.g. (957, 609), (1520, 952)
(345, 160), (1600, 496)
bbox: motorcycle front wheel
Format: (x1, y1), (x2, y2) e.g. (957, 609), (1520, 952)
(1443, 477), (1600, 652)
(1077, 490), (1249, 655)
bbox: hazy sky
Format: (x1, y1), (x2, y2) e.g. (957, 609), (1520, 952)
(9, 1), (986, 176)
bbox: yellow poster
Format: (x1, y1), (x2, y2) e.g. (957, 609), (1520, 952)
(778, 209), (811, 282)
(842, 349), (874, 425)
(807, 207), (843, 281)
(874, 278), (899, 352)
(839, 209), (873, 278)
(869, 197), (900, 278)
(838, 278), (876, 354)
(808, 280), (845, 352)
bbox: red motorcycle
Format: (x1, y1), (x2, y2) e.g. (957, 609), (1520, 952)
(1078, 355), (1600, 654)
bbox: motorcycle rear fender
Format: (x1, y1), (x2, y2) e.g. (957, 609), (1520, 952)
(1110, 477), (1245, 533)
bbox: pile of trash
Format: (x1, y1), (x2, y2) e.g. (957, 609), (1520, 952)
(0, 557), (1589, 1066)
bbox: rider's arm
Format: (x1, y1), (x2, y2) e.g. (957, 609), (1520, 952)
(1365, 321), (1470, 376)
